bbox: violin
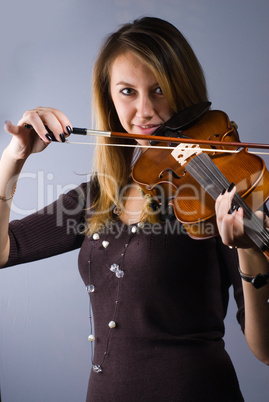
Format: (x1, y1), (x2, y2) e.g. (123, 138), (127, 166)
(129, 105), (269, 259)
(71, 103), (269, 258)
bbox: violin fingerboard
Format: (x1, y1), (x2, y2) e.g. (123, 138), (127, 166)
(185, 153), (230, 201)
(186, 153), (269, 252)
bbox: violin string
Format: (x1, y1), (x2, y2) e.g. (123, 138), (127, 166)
(232, 192), (269, 247)
(207, 155), (268, 248)
(65, 137), (269, 247)
(66, 137), (269, 246)
(65, 140), (269, 155)
(186, 155), (263, 247)
(186, 153), (269, 250)
(189, 154), (269, 248)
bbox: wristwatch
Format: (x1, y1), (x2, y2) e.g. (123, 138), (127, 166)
(238, 268), (269, 289)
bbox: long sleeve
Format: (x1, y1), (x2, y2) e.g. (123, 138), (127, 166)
(3, 182), (89, 268)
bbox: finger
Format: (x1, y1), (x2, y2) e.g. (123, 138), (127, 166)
(218, 211), (236, 245)
(215, 185), (245, 246)
(4, 120), (32, 137)
(18, 110), (53, 143)
(5, 120), (21, 135)
(231, 206), (244, 237)
(43, 107), (72, 135)
(219, 209), (245, 247)
(226, 184), (236, 211)
(33, 107), (72, 139)
(255, 211), (269, 230)
(18, 108), (72, 143)
(215, 184), (236, 220)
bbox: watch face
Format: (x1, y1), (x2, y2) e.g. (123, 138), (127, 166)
(252, 274), (267, 289)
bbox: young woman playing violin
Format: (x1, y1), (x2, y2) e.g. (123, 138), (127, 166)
(1, 17), (269, 401)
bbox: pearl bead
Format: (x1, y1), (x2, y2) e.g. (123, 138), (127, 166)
(115, 269), (124, 278)
(131, 226), (137, 233)
(110, 263), (119, 272)
(108, 320), (116, 328)
(93, 233), (100, 240)
(88, 334), (95, 342)
(86, 285), (95, 293)
(102, 240), (109, 248)
(92, 365), (102, 373)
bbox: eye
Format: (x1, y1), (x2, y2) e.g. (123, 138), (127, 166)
(155, 87), (163, 95)
(120, 87), (135, 96)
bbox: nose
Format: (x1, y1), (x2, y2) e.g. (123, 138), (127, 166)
(136, 93), (155, 119)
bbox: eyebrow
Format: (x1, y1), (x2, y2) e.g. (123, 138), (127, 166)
(115, 81), (134, 86)
(115, 81), (160, 87)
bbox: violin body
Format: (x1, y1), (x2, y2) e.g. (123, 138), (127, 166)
(132, 109), (269, 241)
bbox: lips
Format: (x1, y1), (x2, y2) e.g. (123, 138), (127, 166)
(134, 124), (161, 135)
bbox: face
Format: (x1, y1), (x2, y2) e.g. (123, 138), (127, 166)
(110, 51), (174, 148)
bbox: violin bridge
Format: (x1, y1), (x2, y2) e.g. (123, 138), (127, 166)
(171, 143), (202, 165)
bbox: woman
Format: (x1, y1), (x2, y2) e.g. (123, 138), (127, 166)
(1, 17), (268, 401)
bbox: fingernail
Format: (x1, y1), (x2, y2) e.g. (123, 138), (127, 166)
(66, 126), (72, 135)
(60, 133), (66, 143)
(221, 188), (226, 195)
(24, 123), (33, 129)
(45, 134), (52, 141)
(44, 125), (57, 141)
(228, 182), (235, 192)
(228, 205), (236, 214)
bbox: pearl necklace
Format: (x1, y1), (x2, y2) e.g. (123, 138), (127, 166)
(86, 219), (142, 374)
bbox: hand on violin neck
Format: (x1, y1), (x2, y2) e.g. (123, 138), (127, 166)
(215, 185), (251, 249)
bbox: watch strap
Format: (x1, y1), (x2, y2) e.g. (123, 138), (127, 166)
(238, 268), (269, 289)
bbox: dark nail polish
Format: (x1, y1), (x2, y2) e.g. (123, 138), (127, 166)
(45, 125), (53, 134)
(66, 126), (72, 135)
(227, 182), (235, 192)
(24, 123), (33, 129)
(228, 205), (236, 214)
(44, 125), (57, 141)
(60, 133), (66, 143)
(45, 134), (52, 141)
(221, 188), (226, 195)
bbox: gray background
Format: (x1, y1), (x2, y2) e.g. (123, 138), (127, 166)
(0, 0), (268, 401)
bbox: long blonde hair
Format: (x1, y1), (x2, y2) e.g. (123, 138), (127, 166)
(87, 17), (209, 234)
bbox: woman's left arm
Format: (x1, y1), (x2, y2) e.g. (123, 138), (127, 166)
(215, 186), (269, 365)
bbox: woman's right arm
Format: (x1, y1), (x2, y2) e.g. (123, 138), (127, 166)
(0, 107), (71, 267)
